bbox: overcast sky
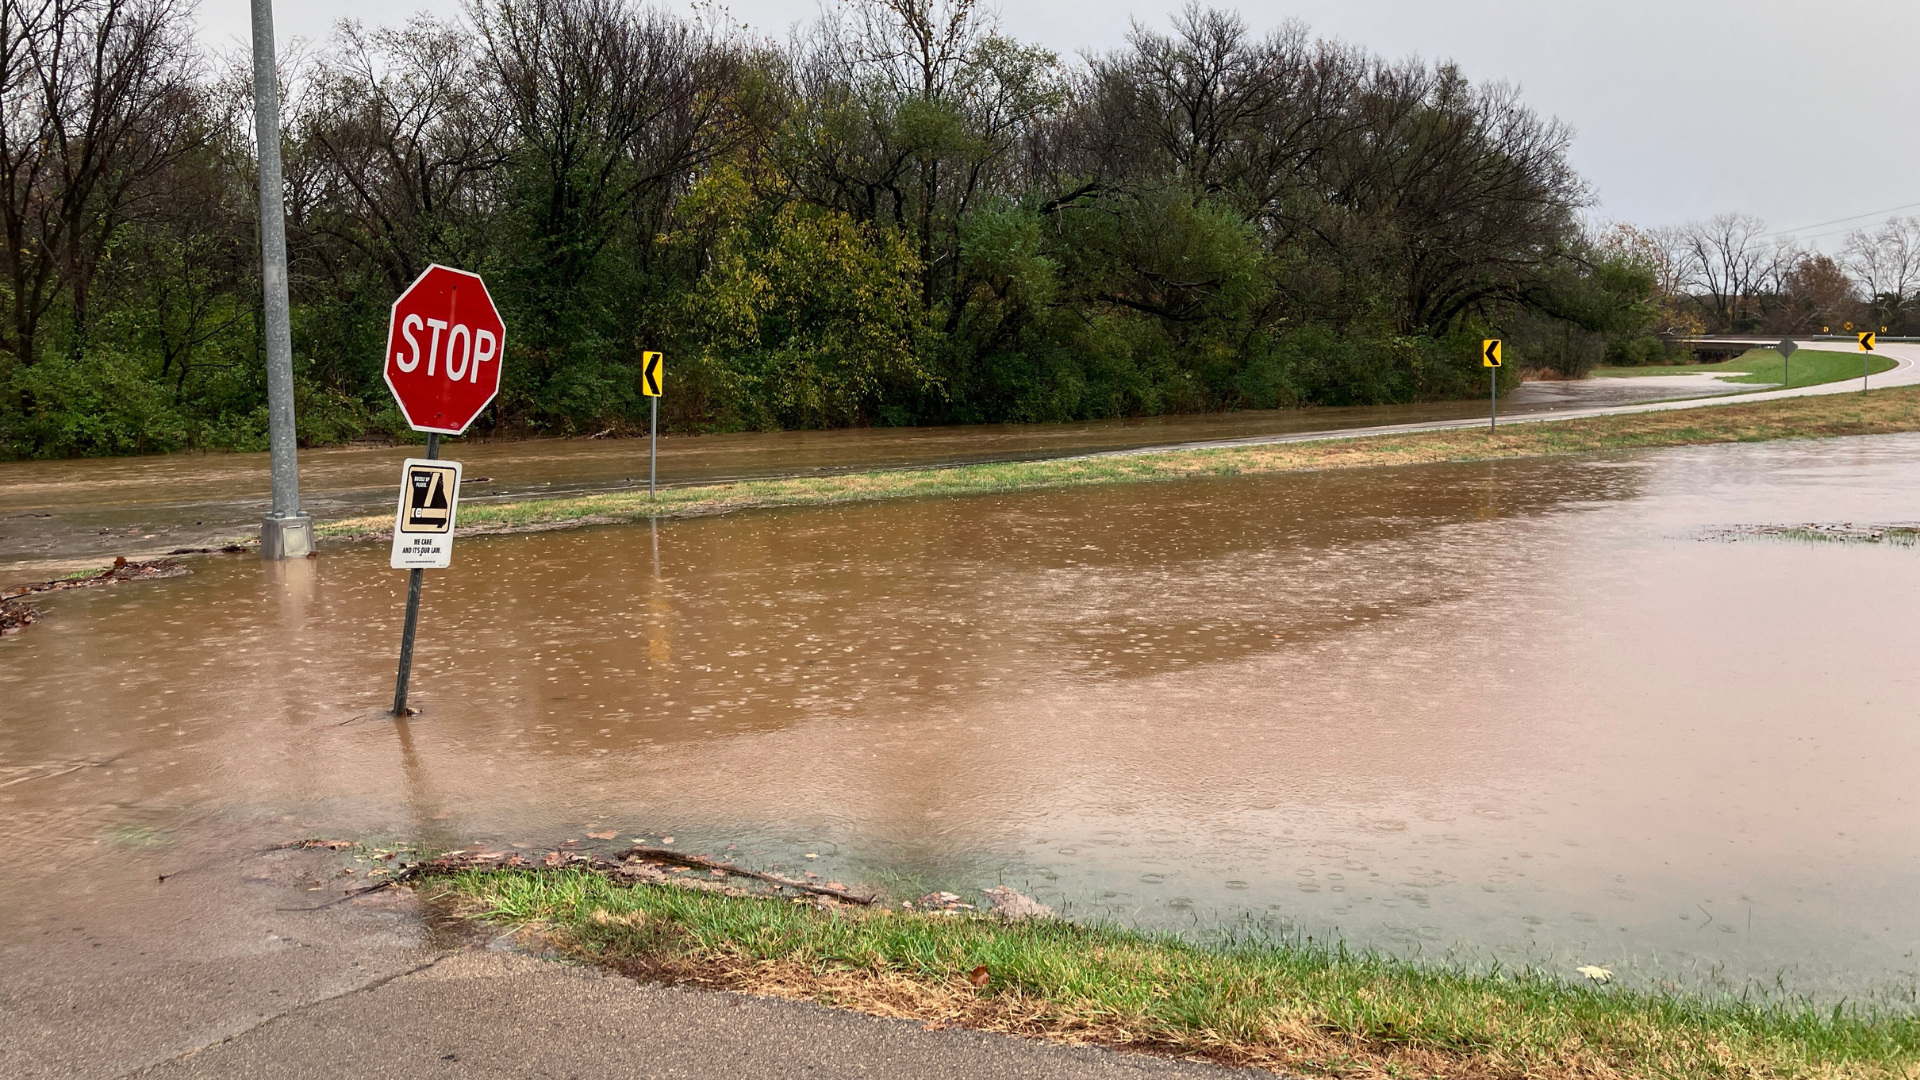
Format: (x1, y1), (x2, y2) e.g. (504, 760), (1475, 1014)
(197, 0), (1920, 249)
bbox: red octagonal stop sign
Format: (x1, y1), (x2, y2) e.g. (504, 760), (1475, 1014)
(384, 264), (505, 435)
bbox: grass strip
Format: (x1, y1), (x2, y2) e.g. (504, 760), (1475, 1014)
(429, 869), (1920, 1079)
(320, 385), (1920, 541)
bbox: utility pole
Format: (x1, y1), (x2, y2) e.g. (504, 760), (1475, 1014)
(251, 0), (311, 559)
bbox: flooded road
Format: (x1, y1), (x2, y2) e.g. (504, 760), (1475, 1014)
(0, 375), (1746, 587)
(5, 433), (1920, 1007)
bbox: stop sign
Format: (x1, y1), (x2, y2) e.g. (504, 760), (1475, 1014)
(384, 264), (505, 435)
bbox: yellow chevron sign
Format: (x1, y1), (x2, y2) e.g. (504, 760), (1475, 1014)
(1481, 339), (1502, 367)
(1858, 332), (1876, 352)
(641, 351), (664, 396)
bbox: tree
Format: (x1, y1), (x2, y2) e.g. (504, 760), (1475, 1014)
(1777, 253), (1857, 334)
(1675, 214), (1782, 331)
(295, 15), (501, 294)
(1842, 217), (1920, 332)
(0, 0), (201, 370)
(473, 0), (739, 407)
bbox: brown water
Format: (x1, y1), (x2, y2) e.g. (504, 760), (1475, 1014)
(5, 433), (1919, 1002)
(0, 376), (1735, 587)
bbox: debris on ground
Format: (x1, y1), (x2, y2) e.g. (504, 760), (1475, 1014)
(914, 891), (974, 912)
(1699, 521), (1920, 546)
(0, 597), (38, 636)
(420, 845), (880, 906)
(0, 559), (193, 637)
(982, 885), (1054, 920)
(3, 557), (192, 601)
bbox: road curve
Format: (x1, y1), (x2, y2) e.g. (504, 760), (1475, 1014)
(1111, 341), (1920, 459)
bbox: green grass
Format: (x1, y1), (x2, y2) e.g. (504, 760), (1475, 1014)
(1594, 348), (1896, 389)
(315, 384), (1920, 546)
(429, 868), (1920, 1079)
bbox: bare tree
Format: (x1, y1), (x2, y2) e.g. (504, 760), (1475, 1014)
(0, 0), (202, 367)
(294, 15), (501, 294)
(1073, 7), (1365, 233)
(1842, 216), (1920, 329)
(1676, 213), (1782, 331)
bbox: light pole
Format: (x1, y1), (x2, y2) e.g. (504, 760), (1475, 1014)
(251, 0), (310, 559)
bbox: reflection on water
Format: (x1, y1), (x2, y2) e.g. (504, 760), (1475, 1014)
(5, 434), (1920, 1001)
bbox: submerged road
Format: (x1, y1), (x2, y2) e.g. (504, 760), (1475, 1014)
(0, 342), (1910, 586)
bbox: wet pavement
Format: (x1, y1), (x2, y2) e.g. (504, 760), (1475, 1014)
(6, 430), (1920, 1036)
(0, 365), (1822, 589)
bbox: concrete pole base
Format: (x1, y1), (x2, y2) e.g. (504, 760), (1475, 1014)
(260, 512), (314, 560)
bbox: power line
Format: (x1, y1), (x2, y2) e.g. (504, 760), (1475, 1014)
(1774, 200), (1920, 237)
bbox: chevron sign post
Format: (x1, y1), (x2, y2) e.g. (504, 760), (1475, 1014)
(1483, 339), (1502, 432)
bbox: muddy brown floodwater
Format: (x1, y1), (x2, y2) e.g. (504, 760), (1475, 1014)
(5, 433), (1919, 1007)
(0, 375), (1736, 586)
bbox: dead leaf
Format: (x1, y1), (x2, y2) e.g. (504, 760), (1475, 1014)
(921, 1021), (947, 1031)
(968, 965), (990, 988)
(825, 882), (846, 890)
(660, 836), (674, 845)
(586, 830), (618, 840)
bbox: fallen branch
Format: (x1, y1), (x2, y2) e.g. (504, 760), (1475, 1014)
(613, 846), (878, 905)
(276, 863), (424, 912)
(414, 847), (877, 906)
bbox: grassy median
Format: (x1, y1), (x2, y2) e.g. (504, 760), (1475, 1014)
(320, 384), (1920, 543)
(429, 868), (1920, 1080)
(1593, 348), (1896, 390)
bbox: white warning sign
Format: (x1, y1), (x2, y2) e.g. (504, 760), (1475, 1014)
(390, 458), (463, 569)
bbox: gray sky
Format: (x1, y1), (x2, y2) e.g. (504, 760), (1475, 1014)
(198, 0), (1920, 248)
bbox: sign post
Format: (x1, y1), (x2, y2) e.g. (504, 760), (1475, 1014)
(1482, 339), (1502, 432)
(1859, 332), (1876, 389)
(383, 264), (505, 715)
(641, 351), (664, 497)
(1775, 337), (1798, 390)
(249, 0), (310, 559)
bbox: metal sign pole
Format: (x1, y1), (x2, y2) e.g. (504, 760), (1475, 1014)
(1489, 366), (1497, 432)
(650, 395), (658, 498)
(392, 432), (440, 716)
(251, 0), (309, 559)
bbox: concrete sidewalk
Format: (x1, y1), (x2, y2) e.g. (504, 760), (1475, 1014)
(0, 838), (1254, 1080)
(141, 950), (1260, 1080)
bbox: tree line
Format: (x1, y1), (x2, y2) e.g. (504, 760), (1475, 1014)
(1606, 214), (1920, 345)
(4, 0), (1666, 457)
